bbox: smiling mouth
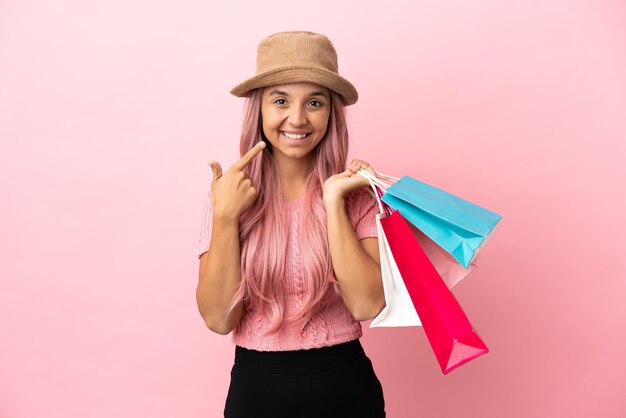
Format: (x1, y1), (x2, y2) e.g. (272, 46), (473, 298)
(281, 131), (310, 140)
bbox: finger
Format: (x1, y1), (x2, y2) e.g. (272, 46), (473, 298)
(233, 141), (266, 171)
(350, 162), (370, 173)
(350, 159), (370, 170)
(209, 161), (223, 182)
(351, 159), (369, 166)
(349, 165), (377, 180)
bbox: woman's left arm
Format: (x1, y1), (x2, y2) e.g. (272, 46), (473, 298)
(323, 159), (386, 321)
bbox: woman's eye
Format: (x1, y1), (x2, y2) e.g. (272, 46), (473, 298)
(274, 99), (287, 105)
(309, 100), (322, 107)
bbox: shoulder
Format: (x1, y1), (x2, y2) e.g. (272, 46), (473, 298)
(345, 187), (377, 220)
(345, 187), (376, 208)
(344, 187), (379, 239)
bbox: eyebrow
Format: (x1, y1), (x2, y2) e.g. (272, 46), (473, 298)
(268, 89), (329, 99)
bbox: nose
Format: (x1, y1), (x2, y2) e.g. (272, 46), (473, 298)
(287, 105), (307, 127)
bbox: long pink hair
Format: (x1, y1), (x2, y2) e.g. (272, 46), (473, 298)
(225, 87), (350, 335)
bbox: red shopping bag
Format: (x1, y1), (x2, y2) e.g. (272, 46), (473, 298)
(380, 210), (489, 375)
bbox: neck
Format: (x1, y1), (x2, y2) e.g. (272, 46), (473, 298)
(273, 153), (313, 201)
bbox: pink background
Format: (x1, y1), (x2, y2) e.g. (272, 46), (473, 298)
(2, 1), (625, 417)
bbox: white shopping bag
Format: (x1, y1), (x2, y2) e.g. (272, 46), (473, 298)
(370, 212), (422, 327)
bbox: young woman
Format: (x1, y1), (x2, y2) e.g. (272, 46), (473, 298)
(197, 31), (387, 418)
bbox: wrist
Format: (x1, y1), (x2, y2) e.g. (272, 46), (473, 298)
(323, 194), (345, 211)
(213, 208), (241, 223)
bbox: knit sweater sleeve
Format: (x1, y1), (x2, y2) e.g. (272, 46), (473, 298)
(348, 187), (379, 240)
(197, 190), (213, 259)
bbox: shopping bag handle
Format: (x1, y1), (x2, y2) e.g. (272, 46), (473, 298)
(374, 172), (400, 182)
(358, 169), (394, 216)
(358, 169), (400, 184)
(357, 169), (393, 190)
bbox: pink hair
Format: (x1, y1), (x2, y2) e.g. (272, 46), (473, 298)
(225, 87), (350, 335)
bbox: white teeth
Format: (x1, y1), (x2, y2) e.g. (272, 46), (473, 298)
(282, 132), (308, 139)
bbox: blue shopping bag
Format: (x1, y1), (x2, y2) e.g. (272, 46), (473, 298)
(380, 176), (502, 268)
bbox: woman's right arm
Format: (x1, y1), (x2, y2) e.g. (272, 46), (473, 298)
(196, 141), (266, 335)
(197, 212), (244, 335)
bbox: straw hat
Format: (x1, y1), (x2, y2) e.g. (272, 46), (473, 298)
(230, 31), (359, 106)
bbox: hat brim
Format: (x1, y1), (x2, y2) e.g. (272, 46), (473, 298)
(229, 66), (358, 106)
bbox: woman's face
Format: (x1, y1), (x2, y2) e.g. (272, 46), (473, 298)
(260, 82), (331, 163)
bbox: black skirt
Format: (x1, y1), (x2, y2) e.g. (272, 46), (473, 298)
(223, 338), (386, 418)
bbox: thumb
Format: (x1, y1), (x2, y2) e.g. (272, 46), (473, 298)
(209, 161), (223, 183)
